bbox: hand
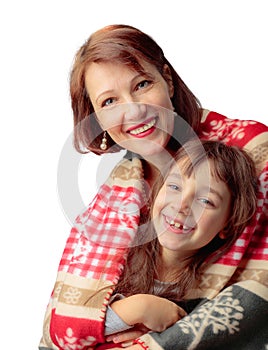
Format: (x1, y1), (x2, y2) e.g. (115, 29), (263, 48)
(95, 337), (143, 349)
(111, 294), (186, 333)
(106, 325), (149, 347)
(110, 345), (142, 350)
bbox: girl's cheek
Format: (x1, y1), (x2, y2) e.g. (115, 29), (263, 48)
(152, 193), (167, 218)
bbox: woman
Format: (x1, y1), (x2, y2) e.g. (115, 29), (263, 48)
(39, 25), (268, 349)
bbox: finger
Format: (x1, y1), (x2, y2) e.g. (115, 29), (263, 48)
(121, 341), (134, 347)
(110, 330), (144, 344)
(106, 324), (149, 343)
(178, 307), (187, 318)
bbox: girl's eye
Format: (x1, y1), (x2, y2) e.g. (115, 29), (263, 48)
(102, 97), (116, 107)
(199, 198), (214, 207)
(136, 80), (151, 90)
(167, 183), (181, 191)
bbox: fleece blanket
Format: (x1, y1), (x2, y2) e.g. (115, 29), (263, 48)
(39, 111), (268, 350)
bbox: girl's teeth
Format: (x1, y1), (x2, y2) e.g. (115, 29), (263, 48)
(167, 218), (190, 231)
(129, 118), (156, 135)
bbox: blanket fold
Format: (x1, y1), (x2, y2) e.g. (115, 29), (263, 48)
(39, 111), (268, 350)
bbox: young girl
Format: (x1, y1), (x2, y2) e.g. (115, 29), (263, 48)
(104, 140), (258, 346)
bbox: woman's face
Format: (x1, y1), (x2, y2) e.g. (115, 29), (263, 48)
(152, 159), (232, 261)
(85, 61), (175, 156)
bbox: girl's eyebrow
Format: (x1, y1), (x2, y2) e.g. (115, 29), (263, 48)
(167, 172), (224, 201)
(198, 185), (224, 201)
(166, 172), (182, 180)
(165, 172), (181, 181)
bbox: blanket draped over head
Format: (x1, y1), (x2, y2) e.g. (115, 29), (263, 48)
(39, 111), (268, 350)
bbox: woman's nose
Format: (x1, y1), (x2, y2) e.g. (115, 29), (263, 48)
(123, 102), (147, 122)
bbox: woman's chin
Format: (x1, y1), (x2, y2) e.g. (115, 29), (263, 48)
(120, 143), (165, 157)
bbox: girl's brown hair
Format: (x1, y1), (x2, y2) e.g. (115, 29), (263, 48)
(70, 24), (202, 154)
(115, 140), (258, 300)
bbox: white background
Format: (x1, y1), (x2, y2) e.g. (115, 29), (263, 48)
(0, 0), (267, 348)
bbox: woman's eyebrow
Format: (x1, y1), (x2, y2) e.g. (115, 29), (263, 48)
(95, 73), (144, 105)
(96, 89), (114, 105)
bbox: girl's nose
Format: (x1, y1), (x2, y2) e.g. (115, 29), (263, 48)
(172, 193), (193, 216)
(178, 199), (192, 215)
(176, 193), (204, 223)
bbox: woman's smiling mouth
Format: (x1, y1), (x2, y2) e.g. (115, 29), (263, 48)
(127, 117), (157, 137)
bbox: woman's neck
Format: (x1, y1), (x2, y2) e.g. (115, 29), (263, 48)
(142, 149), (174, 185)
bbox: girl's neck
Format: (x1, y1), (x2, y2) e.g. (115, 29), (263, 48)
(156, 250), (192, 283)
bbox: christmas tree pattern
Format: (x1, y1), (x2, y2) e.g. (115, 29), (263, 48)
(178, 286), (244, 349)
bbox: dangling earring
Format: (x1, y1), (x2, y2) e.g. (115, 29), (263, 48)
(172, 105), (177, 117)
(219, 229), (228, 240)
(100, 131), (108, 150)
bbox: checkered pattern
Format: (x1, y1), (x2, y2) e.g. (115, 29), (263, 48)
(58, 163), (268, 279)
(199, 112), (268, 267)
(216, 163), (268, 266)
(39, 111), (268, 350)
(59, 184), (142, 281)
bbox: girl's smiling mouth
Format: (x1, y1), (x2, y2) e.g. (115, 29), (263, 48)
(164, 215), (194, 234)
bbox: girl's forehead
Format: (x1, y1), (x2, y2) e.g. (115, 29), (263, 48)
(168, 157), (214, 179)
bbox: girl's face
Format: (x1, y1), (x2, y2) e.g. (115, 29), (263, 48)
(152, 159), (232, 261)
(85, 61), (175, 156)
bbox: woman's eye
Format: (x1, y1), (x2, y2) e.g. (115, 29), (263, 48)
(102, 97), (115, 107)
(136, 80), (151, 90)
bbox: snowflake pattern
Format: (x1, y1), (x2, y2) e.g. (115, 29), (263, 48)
(53, 282), (63, 298)
(178, 287), (244, 350)
(55, 327), (96, 350)
(251, 141), (268, 164)
(200, 118), (257, 144)
(63, 286), (82, 304)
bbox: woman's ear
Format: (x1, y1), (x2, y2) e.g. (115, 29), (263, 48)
(163, 64), (174, 98)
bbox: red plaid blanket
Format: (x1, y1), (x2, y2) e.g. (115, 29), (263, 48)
(39, 111), (268, 349)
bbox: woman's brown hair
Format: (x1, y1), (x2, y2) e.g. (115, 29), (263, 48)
(70, 24), (202, 154)
(114, 140), (258, 300)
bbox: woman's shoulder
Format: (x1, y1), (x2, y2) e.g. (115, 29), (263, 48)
(202, 109), (267, 128)
(108, 152), (144, 182)
(199, 109), (268, 148)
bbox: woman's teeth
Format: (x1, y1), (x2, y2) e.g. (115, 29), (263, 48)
(129, 118), (156, 135)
